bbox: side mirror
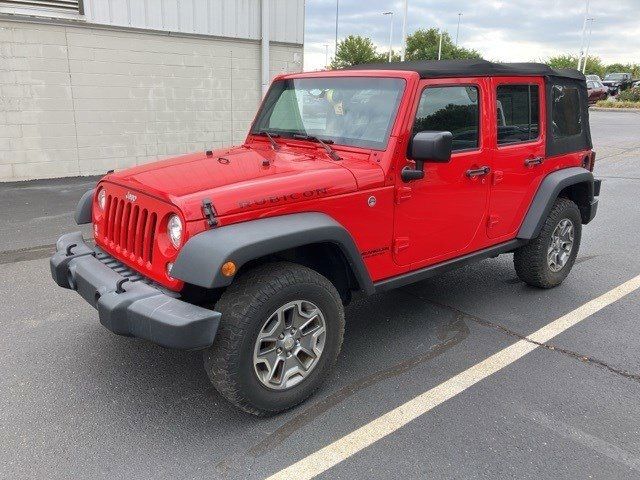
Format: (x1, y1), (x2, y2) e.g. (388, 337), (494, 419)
(402, 131), (453, 182)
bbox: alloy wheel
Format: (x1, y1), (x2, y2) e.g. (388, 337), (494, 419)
(547, 218), (574, 272)
(253, 300), (327, 390)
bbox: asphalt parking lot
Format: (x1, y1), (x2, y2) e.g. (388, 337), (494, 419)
(2, 110), (640, 479)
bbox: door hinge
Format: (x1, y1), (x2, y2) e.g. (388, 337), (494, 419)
(487, 214), (500, 228)
(395, 186), (412, 204)
(393, 237), (410, 254)
(202, 198), (218, 228)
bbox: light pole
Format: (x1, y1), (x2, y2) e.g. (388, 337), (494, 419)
(383, 11), (394, 62)
(583, 17), (595, 74)
(455, 13), (463, 46)
(334, 0), (339, 59)
(577, 0), (590, 71)
(400, 0), (408, 61)
(438, 30), (443, 60)
(323, 44), (329, 69)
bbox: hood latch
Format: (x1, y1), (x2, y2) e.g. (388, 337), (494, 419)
(202, 198), (218, 228)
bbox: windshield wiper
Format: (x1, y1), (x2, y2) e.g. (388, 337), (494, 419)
(256, 130), (280, 150)
(292, 134), (341, 161)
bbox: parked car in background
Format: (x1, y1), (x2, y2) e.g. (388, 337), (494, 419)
(586, 74), (603, 83)
(587, 80), (609, 104)
(602, 73), (634, 95)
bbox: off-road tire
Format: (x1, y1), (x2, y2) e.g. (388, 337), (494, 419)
(514, 197), (582, 288)
(203, 262), (345, 416)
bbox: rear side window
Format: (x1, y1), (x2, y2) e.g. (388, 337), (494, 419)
(496, 84), (540, 145)
(551, 85), (582, 138)
(413, 86), (479, 151)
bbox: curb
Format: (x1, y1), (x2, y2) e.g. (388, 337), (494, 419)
(591, 107), (640, 112)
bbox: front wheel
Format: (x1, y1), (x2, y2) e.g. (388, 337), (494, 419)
(203, 262), (345, 416)
(514, 197), (582, 288)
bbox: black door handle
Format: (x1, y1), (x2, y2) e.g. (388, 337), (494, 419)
(466, 166), (490, 178)
(524, 157), (544, 167)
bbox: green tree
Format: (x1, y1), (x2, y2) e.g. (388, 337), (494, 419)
(546, 54), (579, 70)
(581, 56), (606, 77)
(546, 54), (605, 77)
(330, 35), (380, 69)
(405, 28), (482, 61)
(605, 63), (628, 74)
(376, 49), (402, 63)
(605, 63), (640, 77)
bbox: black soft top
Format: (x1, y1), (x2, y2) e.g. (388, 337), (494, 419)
(347, 59), (591, 157)
(347, 59), (585, 81)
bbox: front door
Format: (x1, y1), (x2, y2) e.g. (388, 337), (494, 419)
(488, 77), (546, 239)
(393, 78), (490, 267)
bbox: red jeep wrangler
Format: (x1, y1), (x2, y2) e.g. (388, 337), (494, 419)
(51, 60), (600, 415)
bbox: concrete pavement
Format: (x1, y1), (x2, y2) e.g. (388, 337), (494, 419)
(1, 110), (640, 479)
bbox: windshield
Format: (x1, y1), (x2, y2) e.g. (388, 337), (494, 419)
(605, 74), (625, 80)
(251, 77), (405, 149)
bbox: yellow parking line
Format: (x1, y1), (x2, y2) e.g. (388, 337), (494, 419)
(266, 274), (640, 480)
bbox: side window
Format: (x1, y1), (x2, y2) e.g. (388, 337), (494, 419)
(552, 85), (582, 138)
(413, 86), (479, 151)
(496, 84), (540, 145)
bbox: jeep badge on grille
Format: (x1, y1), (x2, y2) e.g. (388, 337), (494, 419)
(125, 192), (137, 202)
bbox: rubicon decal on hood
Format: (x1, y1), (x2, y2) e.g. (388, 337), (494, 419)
(238, 188), (329, 209)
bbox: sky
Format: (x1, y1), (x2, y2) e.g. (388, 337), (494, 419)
(303, 0), (640, 70)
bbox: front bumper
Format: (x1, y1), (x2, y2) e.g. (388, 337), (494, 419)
(50, 232), (220, 350)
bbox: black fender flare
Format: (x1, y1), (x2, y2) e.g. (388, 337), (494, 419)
(517, 167), (595, 240)
(75, 189), (95, 225)
(171, 212), (375, 294)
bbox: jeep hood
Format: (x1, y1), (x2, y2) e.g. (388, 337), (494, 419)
(105, 145), (367, 220)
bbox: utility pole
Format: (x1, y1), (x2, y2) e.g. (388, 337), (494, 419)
(383, 11), (394, 62)
(323, 44), (329, 69)
(261, 0), (269, 96)
(438, 30), (443, 60)
(455, 12), (463, 46)
(334, 0), (339, 59)
(577, 0), (590, 71)
(400, 0), (408, 61)
(583, 17), (595, 74)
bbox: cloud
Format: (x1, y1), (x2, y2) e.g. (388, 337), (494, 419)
(304, 0), (640, 70)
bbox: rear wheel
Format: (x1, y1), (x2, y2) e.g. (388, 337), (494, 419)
(514, 197), (582, 288)
(203, 262), (344, 416)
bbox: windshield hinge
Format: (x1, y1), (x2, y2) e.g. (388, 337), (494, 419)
(202, 198), (218, 229)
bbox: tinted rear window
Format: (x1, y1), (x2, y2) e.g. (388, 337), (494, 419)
(497, 84), (540, 145)
(551, 85), (582, 138)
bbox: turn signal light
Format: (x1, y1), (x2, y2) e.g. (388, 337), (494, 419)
(221, 261), (237, 277)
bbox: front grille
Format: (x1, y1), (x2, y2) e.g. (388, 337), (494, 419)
(103, 194), (157, 265)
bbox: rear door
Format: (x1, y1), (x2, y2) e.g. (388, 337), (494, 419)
(393, 78), (491, 267)
(488, 77), (546, 239)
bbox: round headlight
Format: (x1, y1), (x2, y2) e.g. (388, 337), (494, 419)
(167, 214), (183, 248)
(97, 189), (106, 210)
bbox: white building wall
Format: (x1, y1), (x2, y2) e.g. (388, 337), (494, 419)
(0, 19), (303, 181)
(0, 0), (305, 44)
